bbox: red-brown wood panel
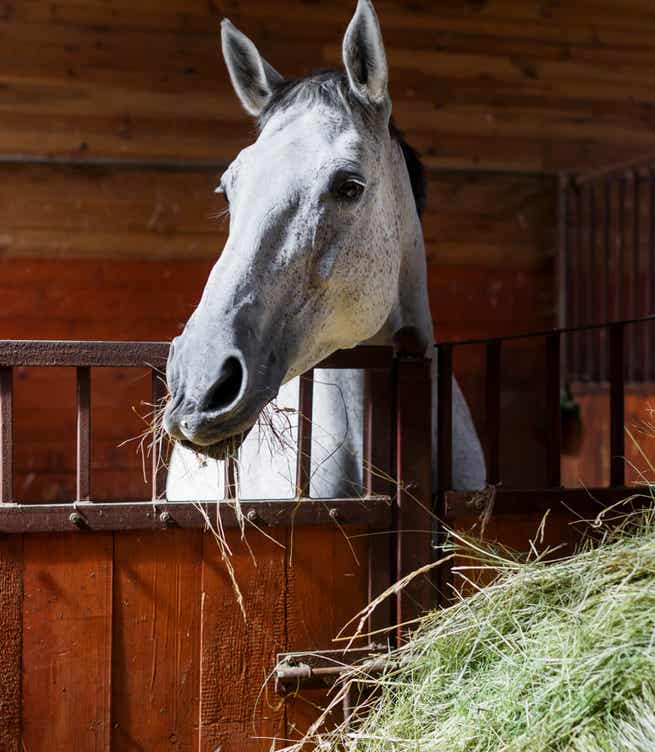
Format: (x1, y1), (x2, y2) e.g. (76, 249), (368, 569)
(111, 529), (203, 752)
(21, 533), (113, 751)
(562, 387), (655, 488)
(284, 527), (369, 743)
(0, 535), (22, 752)
(199, 529), (286, 752)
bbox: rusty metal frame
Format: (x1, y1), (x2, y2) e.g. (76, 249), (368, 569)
(0, 497), (391, 534)
(0, 341), (401, 532)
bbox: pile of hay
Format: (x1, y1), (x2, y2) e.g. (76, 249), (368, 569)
(293, 506), (655, 752)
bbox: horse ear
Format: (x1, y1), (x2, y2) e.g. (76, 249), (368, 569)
(221, 19), (283, 117)
(342, 0), (389, 107)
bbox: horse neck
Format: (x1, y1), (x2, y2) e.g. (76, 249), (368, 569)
(364, 140), (434, 352)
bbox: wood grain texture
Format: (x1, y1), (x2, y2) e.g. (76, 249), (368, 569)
(111, 529), (202, 751)
(2, 0), (655, 171)
(199, 528), (286, 752)
(284, 527), (369, 743)
(562, 386), (655, 488)
(21, 533), (113, 751)
(0, 535), (22, 752)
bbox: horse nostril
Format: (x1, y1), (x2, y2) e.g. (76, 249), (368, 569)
(202, 357), (244, 413)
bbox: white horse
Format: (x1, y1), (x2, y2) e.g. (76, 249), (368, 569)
(164, 0), (485, 501)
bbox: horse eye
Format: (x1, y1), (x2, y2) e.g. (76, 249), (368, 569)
(335, 179), (365, 202)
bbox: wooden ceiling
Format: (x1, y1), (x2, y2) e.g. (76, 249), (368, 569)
(2, 0), (655, 172)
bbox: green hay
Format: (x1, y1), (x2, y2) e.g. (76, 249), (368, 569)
(291, 503), (655, 752)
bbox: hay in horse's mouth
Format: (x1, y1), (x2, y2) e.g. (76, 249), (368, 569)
(179, 431), (248, 461)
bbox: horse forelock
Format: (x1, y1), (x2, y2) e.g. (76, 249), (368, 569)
(259, 70), (426, 217)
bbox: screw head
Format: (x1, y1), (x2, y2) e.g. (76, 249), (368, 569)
(69, 511), (84, 528)
(160, 511), (172, 525)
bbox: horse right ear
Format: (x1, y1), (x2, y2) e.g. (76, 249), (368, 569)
(221, 19), (284, 117)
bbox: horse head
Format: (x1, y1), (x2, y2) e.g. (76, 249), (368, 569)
(164, 0), (424, 459)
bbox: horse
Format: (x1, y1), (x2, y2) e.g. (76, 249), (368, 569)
(164, 0), (486, 502)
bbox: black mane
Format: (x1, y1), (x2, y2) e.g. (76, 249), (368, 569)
(259, 70), (427, 217)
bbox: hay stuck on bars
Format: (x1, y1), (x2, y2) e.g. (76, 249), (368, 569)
(286, 502), (655, 752)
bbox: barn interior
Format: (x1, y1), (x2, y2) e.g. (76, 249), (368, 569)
(1, 1), (655, 749)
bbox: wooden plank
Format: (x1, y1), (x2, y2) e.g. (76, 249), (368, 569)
(284, 527), (369, 743)
(1, 3), (655, 170)
(199, 528), (286, 752)
(0, 535), (22, 752)
(21, 533), (113, 751)
(111, 529), (202, 751)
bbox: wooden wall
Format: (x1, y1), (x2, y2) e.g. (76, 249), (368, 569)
(2, 1), (655, 749)
(3, 0), (655, 172)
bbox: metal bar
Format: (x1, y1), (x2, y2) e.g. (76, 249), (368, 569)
(275, 646), (388, 693)
(602, 178), (611, 379)
(224, 459), (237, 500)
(151, 370), (167, 501)
(394, 330), (434, 631)
(0, 497), (392, 534)
(617, 177), (626, 321)
(444, 486), (649, 520)
(364, 368), (394, 635)
(0, 340), (170, 368)
(437, 346), (453, 495)
(484, 341), (501, 486)
(76, 366), (91, 502)
(0, 340), (392, 371)
(558, 174), (570, 384)
(295, 370), (314, 496)
(631, 170), (640, 381)
(609, 324), (625, 487)
(0, 367), (13, 503)
(650, 171), (655, 381)
(436, 344), (453, 605)
(434, 314), (655, 349)
(545, 334), (561, 487)
(575, 185), (585, 378)
(588, 183), (597, 379)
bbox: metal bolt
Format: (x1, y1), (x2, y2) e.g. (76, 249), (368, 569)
(160, 511), (172, 525)
(246, 509), (258, 523)
(329, 507), (341, 522)
(69, 511), (85, 528)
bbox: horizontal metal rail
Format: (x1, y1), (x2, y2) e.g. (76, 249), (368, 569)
(0, 340), (394, 370)
(434, 313), (655, 349)
(275, 646), (389, 693)
(444, 487), (653, 520)
(0, 497), (391, 534)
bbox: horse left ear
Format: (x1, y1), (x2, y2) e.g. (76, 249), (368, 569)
(342, 0), (389, 107)
(221, 19), (284, 117)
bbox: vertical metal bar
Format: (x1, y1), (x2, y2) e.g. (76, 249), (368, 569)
(224, 458), (237, 500)
(436, 344), (453, 606)
(648, 170), (655, 382)
(484, 341), (501, 486)
(151, 370), (167, 501)
(575, 185), (585, 379)
(617, 176), (626, 321)
(365, 367), (394, 636)
(342, 686), (353, 727)
(631, 170), (640, 381)
(609, 324), (625, 487)
(0, 367), (13, 503)
(295, 370), (314, 496)
(558, 175), (569, 385)
(437, 346), (453, 496)
(76, 366), (91, 501)
(602, 178), (611, 380)
(394, 331), (433, 636)
(545, 334), (561, 487)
